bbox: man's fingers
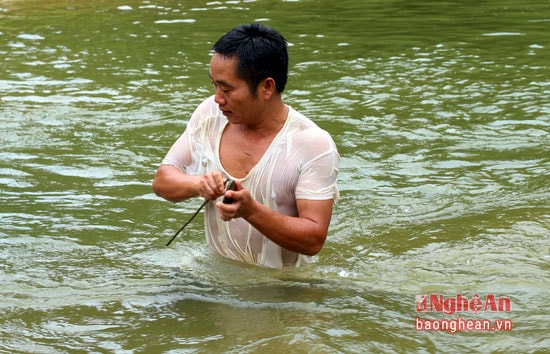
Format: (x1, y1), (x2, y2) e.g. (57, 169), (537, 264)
(198, 172), (226, 199)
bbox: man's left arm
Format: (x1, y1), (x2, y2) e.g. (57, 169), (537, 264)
(217, 184), (334, 256)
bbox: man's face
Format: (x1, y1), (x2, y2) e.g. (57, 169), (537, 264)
(209, 53), (260, 124)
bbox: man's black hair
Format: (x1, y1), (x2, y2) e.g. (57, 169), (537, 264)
(212, 23), (288, 95)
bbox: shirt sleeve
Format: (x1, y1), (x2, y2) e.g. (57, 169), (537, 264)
(160, 96), (218, 176)
(295, 128), (340, 202)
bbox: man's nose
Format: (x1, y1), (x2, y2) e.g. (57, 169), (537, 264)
(214, 89), (226, 105)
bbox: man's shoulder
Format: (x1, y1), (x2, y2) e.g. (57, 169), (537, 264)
(189, 95), (223, 125)
(287, 107), (333, 140)
(195, 95), (218, 113)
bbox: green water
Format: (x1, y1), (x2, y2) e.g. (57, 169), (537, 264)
(1, 0), (548, 352)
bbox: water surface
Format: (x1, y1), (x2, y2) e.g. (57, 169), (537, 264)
(1, 0), (548, 352)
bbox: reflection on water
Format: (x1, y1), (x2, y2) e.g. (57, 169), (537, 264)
(1, 0), (548, 352)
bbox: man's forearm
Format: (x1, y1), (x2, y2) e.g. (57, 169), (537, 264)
(152, 165), (200, 203)
(244, 201), (329, 256)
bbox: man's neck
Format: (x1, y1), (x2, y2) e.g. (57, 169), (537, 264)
(241, 99), (288, 137)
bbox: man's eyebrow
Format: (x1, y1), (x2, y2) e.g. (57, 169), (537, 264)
(208, 73), (232, 87)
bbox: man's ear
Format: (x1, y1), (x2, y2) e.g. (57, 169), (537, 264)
(259, 77), (277, 99)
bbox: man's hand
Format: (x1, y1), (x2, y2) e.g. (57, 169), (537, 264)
(197, 171), (226, 201)
(216, 180), (256, 221)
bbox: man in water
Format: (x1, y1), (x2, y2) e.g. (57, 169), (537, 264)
(152, 23), (339, 268)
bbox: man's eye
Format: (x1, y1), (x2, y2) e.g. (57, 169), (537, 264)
(218, 86), (231, 93)
(212, 83), (230, 93)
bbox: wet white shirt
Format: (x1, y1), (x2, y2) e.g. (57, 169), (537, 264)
(162, 96), (339, 268)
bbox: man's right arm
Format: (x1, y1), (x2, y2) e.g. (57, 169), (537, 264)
(152, 166), (227, 203)
(152, 165), (201, 203)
